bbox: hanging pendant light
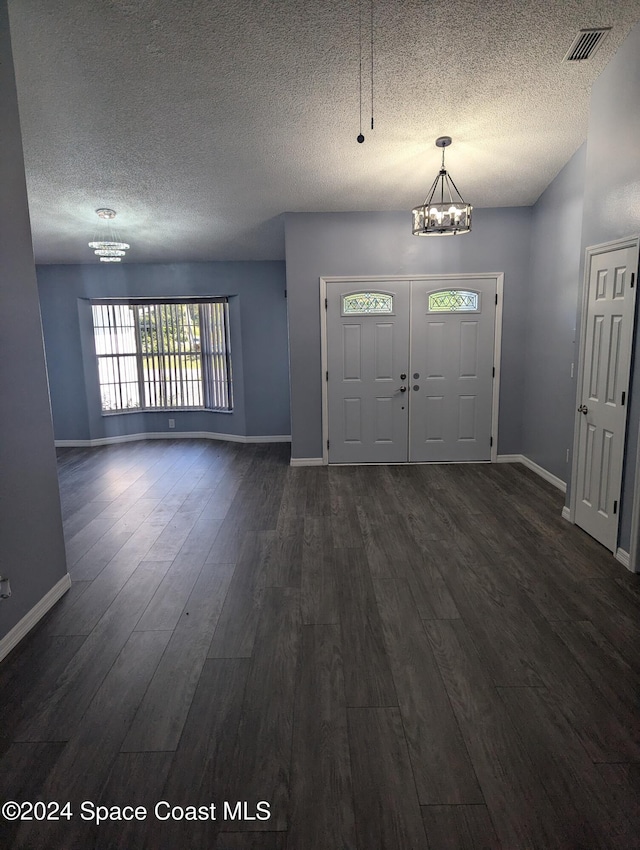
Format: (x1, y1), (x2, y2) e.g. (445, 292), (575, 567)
(88, 208), (131, 262)
(412, 137), (472, 236)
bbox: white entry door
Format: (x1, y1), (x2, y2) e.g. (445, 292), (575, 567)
(326, 283), (410, 463)
(326, 278), (497, 463)
(574, 243), (638, 552)
(410, 280), (496, 462)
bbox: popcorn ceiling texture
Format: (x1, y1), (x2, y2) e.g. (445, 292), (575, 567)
(7, 0), (640, 263)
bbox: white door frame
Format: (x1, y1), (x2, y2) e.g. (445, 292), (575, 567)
(568, 235), (640, 566)
(320, 273), (505, 466)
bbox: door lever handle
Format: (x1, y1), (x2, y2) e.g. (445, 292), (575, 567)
(578, 404), (588, 415)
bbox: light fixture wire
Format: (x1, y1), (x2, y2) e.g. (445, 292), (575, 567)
(370, 0), (374, 130)
(356, 0), (374, 141)
(359, 0), (363, 138)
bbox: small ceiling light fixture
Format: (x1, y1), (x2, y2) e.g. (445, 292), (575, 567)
(412, 137), (472, 236)
(88, 208), (130, 262)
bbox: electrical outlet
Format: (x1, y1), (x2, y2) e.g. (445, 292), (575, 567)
(168, 419), (175, 429)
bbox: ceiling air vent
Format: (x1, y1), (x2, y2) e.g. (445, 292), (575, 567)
(563, 27), (611, 62)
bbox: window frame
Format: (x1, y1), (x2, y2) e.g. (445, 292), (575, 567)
(340, 290), (396, 316)
(425, 289), (481, 314)
(90, 297), (233, 414)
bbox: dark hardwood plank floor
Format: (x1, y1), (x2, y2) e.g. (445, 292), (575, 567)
(373, 579), (483, 805)
(421, 804), (501, 850)
(224, 585), (301, 832)
(335, 546), (398, 707)
(288, 624), (356, 850)
(0, 440), (639, 849)
(348, 707), (429, 849)
(122, 561), (235, 752)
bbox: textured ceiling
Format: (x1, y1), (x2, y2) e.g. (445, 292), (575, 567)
(7, 0), (640, 264)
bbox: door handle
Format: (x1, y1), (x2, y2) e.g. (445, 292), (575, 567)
(578, 404), (588, 415)
(399, 386), (407, 393)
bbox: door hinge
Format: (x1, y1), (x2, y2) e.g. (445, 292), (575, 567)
(492, 366), (495, 378)
(327, 439), (330, 449)
(325, 370), (329, 381)
(325, 297), (328, 309)
(613, 500), (618, 515)
(622, 391), (626, 406)
(284, 289), (287, 298)
(495, 293), (498, 305)
(490, 436), (493, 447)
(631, 272), (635, 289)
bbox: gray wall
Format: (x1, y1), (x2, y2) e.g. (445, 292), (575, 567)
(577, 21), (640, 551)
(522, 144), (586, 482)
(0, 0), (67, 642)
(285, 208), (532, 460)
(37, 262), (291, 441)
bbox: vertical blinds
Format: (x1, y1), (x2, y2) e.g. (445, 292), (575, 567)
(91, 300), (232, 412)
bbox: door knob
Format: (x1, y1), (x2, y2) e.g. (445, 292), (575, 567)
(399, 386), (407, 393)
(578, 404), (588, 414)
(400, 373), (407, 380)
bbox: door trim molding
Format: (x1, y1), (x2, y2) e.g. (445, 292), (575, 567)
(627, 244), (640, 573)
(568, 234), (640, 558)
(320, 273), (504, 466)
(629, 419), (640, 572)
(615, 547), (631, 570)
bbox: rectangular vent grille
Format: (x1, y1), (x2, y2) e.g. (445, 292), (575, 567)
(564, 27), (611, 62)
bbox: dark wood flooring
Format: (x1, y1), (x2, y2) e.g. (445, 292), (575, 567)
(1, 440), (640, 849)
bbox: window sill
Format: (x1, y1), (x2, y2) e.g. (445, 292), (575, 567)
(101, 408), (234, 417)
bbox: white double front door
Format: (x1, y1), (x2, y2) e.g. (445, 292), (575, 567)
(326, 277), (498, 463)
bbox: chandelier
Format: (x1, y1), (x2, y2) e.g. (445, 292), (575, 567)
(88, 208), (130, 262)
(412, 137), (472, 236)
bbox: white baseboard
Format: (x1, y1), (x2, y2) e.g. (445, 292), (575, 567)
(243, 435), (291, 443)
(0, 573), (72, 663)
(561, 506), (572, 522)
(496, 453), (567, 493)
(615, 548), (631, 569)
(56, 432), (291, 448)
(496, 454), (523, 464)
(290, 457), (324, 467)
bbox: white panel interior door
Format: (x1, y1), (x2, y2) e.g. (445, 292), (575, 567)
(409, 280), (496, 462)
(327, 283), (410, 462)
(574, 245), (637, 552)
